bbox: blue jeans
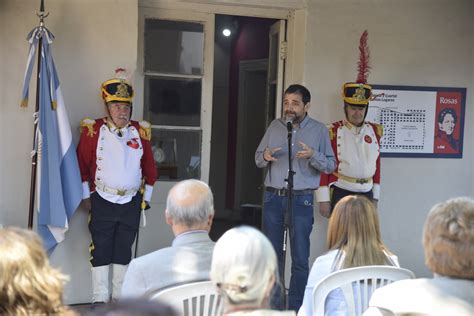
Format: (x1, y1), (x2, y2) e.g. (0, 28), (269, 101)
(262, 191), (314, 311)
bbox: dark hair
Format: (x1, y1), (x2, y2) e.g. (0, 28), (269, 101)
(85, 299), (177, 316)
(284, 84), (311, 104)
(438, 108), (457, 124)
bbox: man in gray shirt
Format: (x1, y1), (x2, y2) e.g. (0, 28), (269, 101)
(255, 84), (336, 311)
(120, 179), (215, 298)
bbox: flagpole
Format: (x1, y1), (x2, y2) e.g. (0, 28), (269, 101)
(28, 0), (48, 229)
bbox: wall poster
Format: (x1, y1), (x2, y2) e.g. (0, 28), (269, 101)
(366, 85), (466, 158)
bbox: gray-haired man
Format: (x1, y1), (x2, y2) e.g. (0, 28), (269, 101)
(121, 179), (215, 298)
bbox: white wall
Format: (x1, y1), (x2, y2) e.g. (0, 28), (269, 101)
(304, 0), (474, 278)
(0, 0), (138, 304)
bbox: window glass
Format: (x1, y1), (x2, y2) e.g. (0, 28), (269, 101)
(144, 76), (201, 127)
(151, 129), (202, 181)
(145, 19), (204, 75)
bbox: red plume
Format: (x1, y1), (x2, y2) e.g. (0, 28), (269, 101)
(356, 30), (370, 84)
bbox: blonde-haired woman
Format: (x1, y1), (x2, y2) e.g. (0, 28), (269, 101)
(365, 197), (474, 315)
(0, 227), (75, 315)
(298, 195), (398, 316)
(210, 226), (295, 315)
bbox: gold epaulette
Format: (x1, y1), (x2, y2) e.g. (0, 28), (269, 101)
(139, 120), (152, 141)
(374, 123), (383, 137)
(327, 123), (335, 141)
(80, 118), (96, 137)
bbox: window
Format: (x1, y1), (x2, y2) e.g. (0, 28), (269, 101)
(144, 76), (201, 127)
(144, 19), (204, 180)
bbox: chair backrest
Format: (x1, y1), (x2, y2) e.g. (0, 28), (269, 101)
(151, 280), (223, 316)
(312, 266), (415, 316)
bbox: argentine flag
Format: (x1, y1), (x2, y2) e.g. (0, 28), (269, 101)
(21, 27), (82, 255)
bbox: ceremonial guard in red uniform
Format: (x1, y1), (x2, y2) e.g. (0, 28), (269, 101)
(77, 70), (157, 302)
(316, 31), (383, 217)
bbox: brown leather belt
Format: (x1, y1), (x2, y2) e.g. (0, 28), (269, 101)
(266, 187), (314, 196)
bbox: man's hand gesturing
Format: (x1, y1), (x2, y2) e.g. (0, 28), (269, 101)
(296, 141), (314, 159)
(264, 147), (282, 162)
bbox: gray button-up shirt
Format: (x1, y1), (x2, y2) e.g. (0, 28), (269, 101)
(255, 115), (336, 190)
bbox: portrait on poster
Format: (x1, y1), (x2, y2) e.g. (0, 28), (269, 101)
(433, 105), (460, 154)
(366, 85), (466, 158)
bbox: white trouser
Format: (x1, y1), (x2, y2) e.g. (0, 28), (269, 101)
(91, 265), (110, 303)
(112, 264), (128, 300)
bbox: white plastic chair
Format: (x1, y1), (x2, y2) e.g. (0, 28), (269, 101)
(312, 266), (415, 316)
(151, 280), (223, 316)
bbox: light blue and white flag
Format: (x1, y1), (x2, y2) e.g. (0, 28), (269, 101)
(21, 26), (82, 255)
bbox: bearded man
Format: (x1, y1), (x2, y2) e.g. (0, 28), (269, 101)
(255, 84), (336, 311)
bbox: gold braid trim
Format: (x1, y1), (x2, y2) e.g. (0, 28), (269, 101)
(80, 118), (96, 138)
(374, 123), (384, 137)
(20, 99), (28, 108)
(139, 120), (152, 141)
(140, 178), (147, 211)
(327, 123), (335, 141)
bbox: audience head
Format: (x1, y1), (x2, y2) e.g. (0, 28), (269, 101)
(0, 227), (71, 315)
(423, 197), (474, 279)
(328, 195), (392, 268)
(85, 299), (177, 316)
(210, 226), (277, 312)
(165, 179), (214, 232)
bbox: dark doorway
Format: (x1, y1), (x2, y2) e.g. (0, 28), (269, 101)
(209, 15), (278, 241)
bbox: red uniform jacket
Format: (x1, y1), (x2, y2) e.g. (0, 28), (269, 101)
(317, 120), (382, 201)
(77, 118), (157, 194)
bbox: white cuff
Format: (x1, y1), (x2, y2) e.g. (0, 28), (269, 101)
(315, 186), (330, 202)
(82, 182), (90, 199)
(143, 184), (154, 202)
(372, 183), (380, 200)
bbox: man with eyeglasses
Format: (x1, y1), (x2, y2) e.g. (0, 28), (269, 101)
(77, 69), (157, 303)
